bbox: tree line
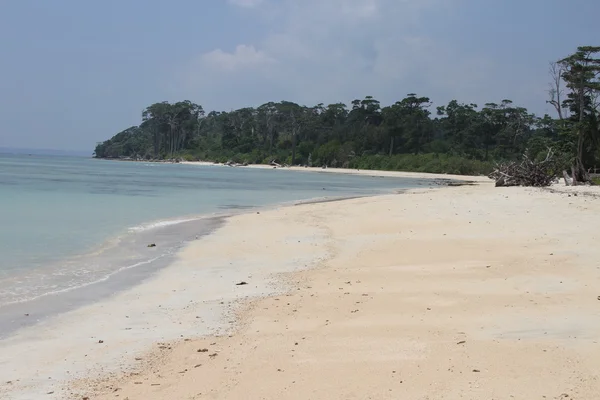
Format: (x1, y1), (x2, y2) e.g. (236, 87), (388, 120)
(94, 46), (600, 177)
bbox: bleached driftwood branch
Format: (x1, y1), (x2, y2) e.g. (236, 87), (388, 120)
(489, 149), (559, 187)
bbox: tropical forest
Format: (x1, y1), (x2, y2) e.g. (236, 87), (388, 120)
(94, 46), (600, 179)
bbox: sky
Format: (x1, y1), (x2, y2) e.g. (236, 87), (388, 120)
(0, 0), (599, 152)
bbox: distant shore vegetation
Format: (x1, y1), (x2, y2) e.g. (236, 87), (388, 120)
(94, 46), (600, 177)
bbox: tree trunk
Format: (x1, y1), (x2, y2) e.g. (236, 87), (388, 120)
(573, 127), (590, 183)
(153, 130), (160, 158)
(291, 132), (296, 166)
(389, 136), (394, 156)
(572, 72), (590, 183)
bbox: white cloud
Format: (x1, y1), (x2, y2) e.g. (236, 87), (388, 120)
(199, 45), (275, 72)
(174, 0), (536, 112)
(227, 0), (264, 8)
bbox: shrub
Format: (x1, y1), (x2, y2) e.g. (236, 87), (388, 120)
(349, 153), (493, 175)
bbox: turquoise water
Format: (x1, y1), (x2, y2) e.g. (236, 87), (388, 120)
(0, 154), (423, 311)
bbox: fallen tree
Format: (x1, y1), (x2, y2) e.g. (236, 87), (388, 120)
(489, 149), (560, 187)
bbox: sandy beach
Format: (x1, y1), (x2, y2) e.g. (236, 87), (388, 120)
(180, 161), (492, 183)
(2, 172), (600, 399)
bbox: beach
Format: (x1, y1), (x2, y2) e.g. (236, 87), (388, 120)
(180, 161), (491, 182)
(2, 172), (600, 399)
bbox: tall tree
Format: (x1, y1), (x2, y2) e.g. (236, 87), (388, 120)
(547, 61), (567, 120)
(385, 94), (432, 155)
(558, 46), (600, 181)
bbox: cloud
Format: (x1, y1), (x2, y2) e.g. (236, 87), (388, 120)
(227, 0), (264, 8)
(174, 0), (535, 112)
(199, 45), (276, 72)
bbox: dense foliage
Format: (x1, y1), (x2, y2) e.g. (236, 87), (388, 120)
(94, 47), (600, 176)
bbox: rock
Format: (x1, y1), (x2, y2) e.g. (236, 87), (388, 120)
(472, 369), (480, 372)
(98, 340), (104, 344)
(197, 348), (208, 352)
(235, 281), (248, 286)
(147, 243), (156, 248)
(457, 341), (466, 345)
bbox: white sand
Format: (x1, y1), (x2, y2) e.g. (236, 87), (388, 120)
(2, 177), (600, 399)
(180, 161), (491, 182)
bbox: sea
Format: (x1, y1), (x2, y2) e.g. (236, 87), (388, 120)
(0, 154), (425, 336)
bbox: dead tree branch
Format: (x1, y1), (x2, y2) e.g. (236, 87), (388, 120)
(489, 149), (559, 187)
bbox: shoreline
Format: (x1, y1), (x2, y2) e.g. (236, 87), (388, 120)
(0, 181), (425, 398)
(5, 181), (600, 398)
(0, 162), (428, 340)
(0, 216), (225, 340)
(0, 191), (339, 399)
(179, 160), (491, 183)
(0, 192), (382, 340)
(94, 157), (490, 183)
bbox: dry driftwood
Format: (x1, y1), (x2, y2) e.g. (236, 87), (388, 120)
(489, 149), (559, 187)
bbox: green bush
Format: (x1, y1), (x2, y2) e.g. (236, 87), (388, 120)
(348, 153), (493, 175)
(180, 153), (198, 161)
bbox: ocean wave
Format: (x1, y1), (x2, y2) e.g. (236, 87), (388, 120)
(127, 217), (201, 232)
(0, 253), (171, 307)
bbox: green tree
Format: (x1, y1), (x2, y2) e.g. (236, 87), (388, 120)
(95, 47), (600, 177)
(558, 46), (600, 181)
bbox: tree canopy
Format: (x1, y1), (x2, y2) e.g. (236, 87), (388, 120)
(94, 46), (600, 177)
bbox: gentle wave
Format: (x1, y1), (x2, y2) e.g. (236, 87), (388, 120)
(0, 253), (170, 307)
(0, 154), (418, 314)
(128, 217), (201, 232)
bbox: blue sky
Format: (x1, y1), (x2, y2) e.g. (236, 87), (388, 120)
(0, 0), (598, 152)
